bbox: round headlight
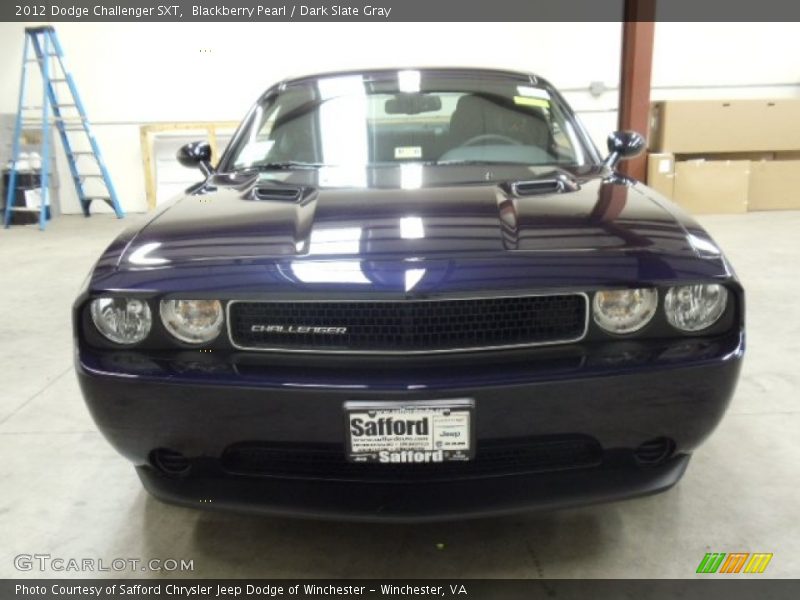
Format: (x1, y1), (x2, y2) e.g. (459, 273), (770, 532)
(593, 288), (658, 334)
(90, 297), (152, 345)
(160, 299), (224, 344)
(664, 284), (728, 331)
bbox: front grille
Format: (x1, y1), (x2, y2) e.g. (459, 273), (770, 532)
(227, 294), (587, 353)
(220, 436), (603, 482)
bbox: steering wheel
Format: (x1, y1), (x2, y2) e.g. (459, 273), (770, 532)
(460, 133), (522, 147)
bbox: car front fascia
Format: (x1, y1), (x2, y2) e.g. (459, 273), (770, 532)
(74, 252), (744, 520)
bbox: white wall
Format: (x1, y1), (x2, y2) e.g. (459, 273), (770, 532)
(652, 23), (800, 97)
(0, 21), (798, 214)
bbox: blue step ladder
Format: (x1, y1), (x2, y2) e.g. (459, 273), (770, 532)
(4, 26), (124, 230)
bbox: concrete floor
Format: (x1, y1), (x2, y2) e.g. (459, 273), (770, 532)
(0, 212), (798, 579)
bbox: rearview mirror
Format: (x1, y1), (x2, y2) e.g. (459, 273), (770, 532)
(177, 141), (213, 177)
(385, 94), (442, 115)
(603, 130), (646, 169)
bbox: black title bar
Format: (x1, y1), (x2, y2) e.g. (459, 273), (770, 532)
(4, 0), (800, 22)
(4, 579), (800, 600)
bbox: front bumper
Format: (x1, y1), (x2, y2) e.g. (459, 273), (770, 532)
(137, 454), (690, 522)
(77, 332), (742, 520)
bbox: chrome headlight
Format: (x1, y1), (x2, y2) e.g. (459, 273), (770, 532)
(664, 284), (728, 331)
(90, 297), (152, 345)
(160, 299), (224, 344)
(593, 288), (658, 334)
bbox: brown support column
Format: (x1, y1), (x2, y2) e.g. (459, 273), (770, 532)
(617, 0), (655, 181)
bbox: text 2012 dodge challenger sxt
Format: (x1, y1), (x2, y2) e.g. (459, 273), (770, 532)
(74, 68), (743, 520)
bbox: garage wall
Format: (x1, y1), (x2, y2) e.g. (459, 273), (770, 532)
(652, 23), (800, 99)
(0, 21), (798, 214)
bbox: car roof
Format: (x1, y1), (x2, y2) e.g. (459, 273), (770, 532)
(280, 67), (542, 87)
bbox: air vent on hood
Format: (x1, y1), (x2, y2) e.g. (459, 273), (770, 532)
(510, 173), (580, 196)
(246, 185), (315, 204)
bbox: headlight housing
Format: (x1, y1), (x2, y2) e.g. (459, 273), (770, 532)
(90, 297), (152, 345)
(664, 284), (728, 331)
(593, 288), (658, 334)
(160, 299), (224, 344)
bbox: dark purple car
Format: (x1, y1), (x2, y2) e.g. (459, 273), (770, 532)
(74, 68), (743, 520)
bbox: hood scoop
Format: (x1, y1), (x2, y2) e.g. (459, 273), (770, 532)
(508, 172), (581, 197)
(245, 185), (316, 204)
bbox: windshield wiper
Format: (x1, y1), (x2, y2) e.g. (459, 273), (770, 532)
(236, 161), (324, 171)
(432, 159), (534, 166)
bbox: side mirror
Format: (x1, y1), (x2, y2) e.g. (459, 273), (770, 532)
(177, 141), (213, 177)
(603, 130), (646, 169)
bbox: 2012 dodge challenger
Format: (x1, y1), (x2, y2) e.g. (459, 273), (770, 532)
(74, 68), (744, 520)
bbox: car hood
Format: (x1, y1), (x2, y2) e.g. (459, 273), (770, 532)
(118, 165), (711, 269)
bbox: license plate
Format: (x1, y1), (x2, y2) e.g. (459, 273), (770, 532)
(344, 400), (474, 464)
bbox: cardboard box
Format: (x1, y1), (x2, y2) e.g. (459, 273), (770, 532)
(678, 152), (775, 162)
(646, 152), (675, 199)
(673, 160), (750, 215)
(748, 160), (800, 211)
(650, 100), (800, 153)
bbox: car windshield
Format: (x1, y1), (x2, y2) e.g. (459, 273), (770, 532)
(223, 71), (593, 171)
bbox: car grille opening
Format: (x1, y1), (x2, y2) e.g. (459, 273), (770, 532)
(228, 294), (587, 353)
(220, 436), (603, 482)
